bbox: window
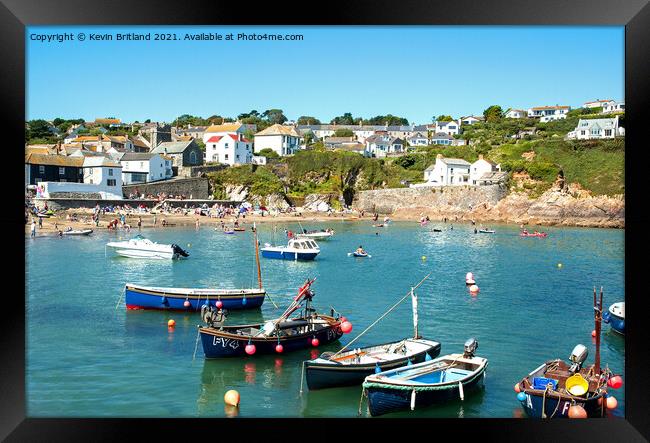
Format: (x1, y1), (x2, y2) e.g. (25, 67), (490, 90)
(581, 131), (586, 135)
(190, 151), (197, 163)
(236, 154), (240, 160)
(605, 129), (612, 136)
(79, 169), (83, 176)
(59, 167), (65, 175)
(107, 179), (116, 186)
(213, 144), (217, 149)
(38, 165), (45, 174)
(140, 162), (144, 168)
(225, 154), (229, 160)
(225, 143), (229, 148)
(108, 169), (113, 176)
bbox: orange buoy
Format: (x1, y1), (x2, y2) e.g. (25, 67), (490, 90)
(341, 321), (353, 333)
(591, 330), (596, 337)
(514, 383), (521, 393)
(606, 396), (618, 410)
(568, 404), (588, 418)
(469, 285), (479, 294)
(224, 389), (240, 407)
(168, 319), (176, 327)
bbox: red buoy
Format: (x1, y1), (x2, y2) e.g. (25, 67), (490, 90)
(591, 330), (596, 337)
(183, 300), (191, 308)
(275, 344), (284, 353)
(568, 405), (588, 418)
(608, 376), (623, 389)
(216, 300), (223, 309)
(245, 344), (256, 355)
(311, 338), (320, 347)
(341, 321), (353, 333)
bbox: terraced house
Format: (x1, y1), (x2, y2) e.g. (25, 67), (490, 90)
(202, 122), (255, 165)
(254, 124), (301, 156)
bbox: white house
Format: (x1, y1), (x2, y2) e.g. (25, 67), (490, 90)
(253, 124), (301, 156)
(202, 123), (254, 166)
(567, 116), (624, 140)
(470, 155), (500, 185)
(540, 113), (567, 123)
(407, 132), (429, 147)
(505, 109), (527, 119)
(602, 101), (625, 114)
(430, 132), (455, 145)
(364, 135), (405, 158)
(460, 116), (484, 125)
(119, 152), (173, 184)
(424, 154), (471, 186)
(434, 120), (461, 136)
(583, 99), (615, 109)
(527, 106), (571, 118)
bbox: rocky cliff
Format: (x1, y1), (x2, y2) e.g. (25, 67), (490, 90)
(353, 183), (624, 228)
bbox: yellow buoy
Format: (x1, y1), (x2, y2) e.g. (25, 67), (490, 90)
(224, 389), (240, 407)
(188, 243), (191, 248)
(421, 256), (426, 261)
(168, 319), (176, 327)
(557, 263), (563, 268)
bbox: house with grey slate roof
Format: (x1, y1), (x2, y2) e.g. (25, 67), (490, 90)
(151, 140), (203, 175)
(566, 116), (624, 140)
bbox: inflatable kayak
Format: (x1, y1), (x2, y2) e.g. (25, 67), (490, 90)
(478, 229), (495, 234)
(349, 251), (371, 258)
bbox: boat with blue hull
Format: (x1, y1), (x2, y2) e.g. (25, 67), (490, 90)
(603, 301), (624, 335)
(515, 288), (622, 418)
(124, 284), (265, 311)
(260, 238), (320, 261)
(362, 339), (487, 416)
(198, 278), (346, 358)
(123, 224), (266, 311)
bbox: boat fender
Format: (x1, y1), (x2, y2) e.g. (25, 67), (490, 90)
(459, 381), (465, 401)
(410, 389), (416, 410)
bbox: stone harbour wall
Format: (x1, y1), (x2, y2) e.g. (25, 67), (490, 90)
(121, 177), (210, 199)
(353, 184), (508, 215)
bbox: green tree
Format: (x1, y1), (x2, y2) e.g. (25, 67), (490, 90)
(262, 109), (287, 125)
(483, 105), (504, 123)
(297, 116), (321, 125)
(27, 119), (53, 140)
(258, 148), (280, 159)
(436, 115), (453, 122)
(363, 114), (409, 126)
(334, 129), (354, 137)
(195, 139), (206, 152)
(52, 118), (65, 127)
(331, 112), (356, 125)
(303, 132), (315, 145)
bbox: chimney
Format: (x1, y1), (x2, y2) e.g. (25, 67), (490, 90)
(479, 154), (484, 160)
(436, 154), (443, 159)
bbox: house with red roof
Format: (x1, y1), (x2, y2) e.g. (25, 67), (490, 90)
(202, 122), (254, 165)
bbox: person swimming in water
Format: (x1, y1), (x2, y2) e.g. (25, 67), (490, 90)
(356, 245), (366, 255)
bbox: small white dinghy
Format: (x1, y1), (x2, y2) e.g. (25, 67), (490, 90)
(62, 228), (93, 236)
(106, 235), (189, 260)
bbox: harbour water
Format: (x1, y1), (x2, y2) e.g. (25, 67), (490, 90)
(25, 221), (625, 418)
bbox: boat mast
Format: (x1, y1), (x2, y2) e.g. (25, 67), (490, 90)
(253, 223), (262, 289)
(594, 287), (603, 374)
(411, 287), (419, 339)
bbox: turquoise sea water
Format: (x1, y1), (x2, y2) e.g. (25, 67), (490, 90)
(25, 221), (625, 418)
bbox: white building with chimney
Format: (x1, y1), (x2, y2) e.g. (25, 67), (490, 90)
(203, 122), (254, 165)
(253, 124), (301, 156)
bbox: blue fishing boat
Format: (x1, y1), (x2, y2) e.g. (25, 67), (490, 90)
(198, 278), (345, 358)
(123, 224), (265, 311)
(124, 284), (265, 310)
(260, 238), (320, 261)
(362, 338), (487, 416)
(602, 301), (624, 335)
(515, 288), (621, 418)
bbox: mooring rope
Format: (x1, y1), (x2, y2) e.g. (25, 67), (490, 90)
(191, 328), (201, 364)
(299, 361), (306, 395)
(114, 287), (125, 310)
(357, 387), (367, 416)
(331, 273), (431, 358)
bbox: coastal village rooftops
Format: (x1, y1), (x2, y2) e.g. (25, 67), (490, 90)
(576, 117), (619, 130)
(177, 135), (193, 141)
(25, 153), (84, 167)
(584, 99), (614, 105)
(431, 132), (454, 139)
(255, 124), (299, 137)
(151, 140), (196, 154)
(82, 156), (122, 168)
(424, 164), (436, 172)
(530, 105), (570, 110)
(95, 118), (121, 125)
(26, 144), (57, 155)
(206, 134), (251, 143)
(205, 123), (242, 133)
(324, 136), (355, 144)
(437, 156), (471, 166)
(130, 136), (150, 148)
(71, 135), (110, 143)
(120, 152), (157, 161)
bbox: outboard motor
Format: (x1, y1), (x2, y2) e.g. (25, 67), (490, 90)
(568, 344), (588, 373)
(463, 338), (479, 358)
(200, 304), (227, 328)
(171, 244), (190, 257)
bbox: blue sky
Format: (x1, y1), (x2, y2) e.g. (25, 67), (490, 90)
(26, 26), (624, 124)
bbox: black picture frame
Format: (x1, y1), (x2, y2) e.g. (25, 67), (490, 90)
(4, 0), (649, 440)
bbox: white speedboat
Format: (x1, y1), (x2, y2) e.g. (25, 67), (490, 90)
(106, 235), (189, 260)
(295, 229), (334, 240)
(260, 238), (320, 261)
(62, 228), (93, 236)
